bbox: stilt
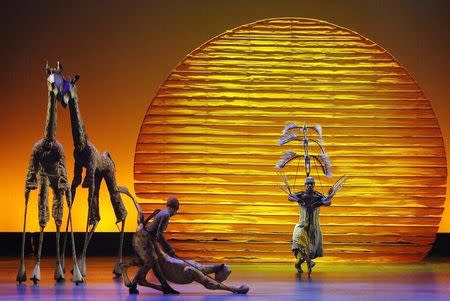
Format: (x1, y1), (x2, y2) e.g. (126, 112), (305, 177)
(54, 225), (64, 281)
(16, 192), (30, 284)
(67, 192), (83, 284)
(60, 214), (70, 272)
(76, 222), (97, 277)
(30, 226), (44, 284)
(113, 218), (126, 277)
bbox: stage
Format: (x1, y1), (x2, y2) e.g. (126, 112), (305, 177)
(1, 257), (450, 301)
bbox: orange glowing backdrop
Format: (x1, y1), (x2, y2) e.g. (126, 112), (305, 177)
(135, 18), (447, 263)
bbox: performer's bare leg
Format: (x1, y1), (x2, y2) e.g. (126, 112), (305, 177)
(298, 249), (313, 277)
(121, 258), (163, 293)
(132, 241), (179, 295)
(294, 250), (304, 273)
(128, 264), (150, 294)
(137, 278), (164, 292)
(151, 259), (179, 294)
(188, 261), (231, 282)
(126, 263), (163, 294)
(295, 258), (305, 273)
(185, 266), (249, 294)
(121, 259), (139, 288)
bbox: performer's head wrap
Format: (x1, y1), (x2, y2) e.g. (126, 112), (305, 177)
(305, 177), (315, 185)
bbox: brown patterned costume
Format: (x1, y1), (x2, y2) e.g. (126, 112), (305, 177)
(27, 139), (68, 228)
(122, 199), (249, 295)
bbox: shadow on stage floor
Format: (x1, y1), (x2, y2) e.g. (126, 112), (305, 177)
(1, 257), (450, 301)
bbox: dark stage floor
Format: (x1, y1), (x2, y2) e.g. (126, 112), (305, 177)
(1, 257), (450, 301)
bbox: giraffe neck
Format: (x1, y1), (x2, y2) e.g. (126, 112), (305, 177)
(43, 92), (57, 141)
(68, 95), (87, 149)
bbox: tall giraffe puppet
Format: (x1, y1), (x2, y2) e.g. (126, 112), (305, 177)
(16, 62), (83, 284)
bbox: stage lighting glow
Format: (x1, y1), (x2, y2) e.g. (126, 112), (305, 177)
(134, 18), (446, 263)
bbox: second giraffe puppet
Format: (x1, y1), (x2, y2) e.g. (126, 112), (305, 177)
(58, 67), (128, 277)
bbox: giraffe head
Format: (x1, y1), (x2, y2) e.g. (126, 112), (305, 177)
(45, 61), (79, 108)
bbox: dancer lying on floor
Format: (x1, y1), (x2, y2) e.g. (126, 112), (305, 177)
(119, 190), (249, 295)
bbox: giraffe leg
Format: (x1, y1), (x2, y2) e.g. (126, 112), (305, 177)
(31, 178), (49, 284)
(74, 215), (90, 277)
(60, 211), (70, 273)
(16, 190), (30, 284)
(113, 218), (125, 277)
(69, 220), (83, 284)
(30, 226), (45, 284)
(104, 170), (127, 277)
(62, 187), (83, 284)
(75, 182), (98, 277)
(76, 222), (97, 277)
(52, 186), (65, 282)
(54, 224), (65, 282)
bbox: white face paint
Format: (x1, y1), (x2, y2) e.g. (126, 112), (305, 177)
(47, 73), (55, 84)
(47, 72), (63, 85)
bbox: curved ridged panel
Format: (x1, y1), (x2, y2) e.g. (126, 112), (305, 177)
(134, 18), (447, 263)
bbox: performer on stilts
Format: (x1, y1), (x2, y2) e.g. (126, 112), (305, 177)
(16, 62), (83, 284)
(52, 64), (128, 277)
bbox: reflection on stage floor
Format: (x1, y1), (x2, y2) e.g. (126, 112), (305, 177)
(1, 257), (450, 301)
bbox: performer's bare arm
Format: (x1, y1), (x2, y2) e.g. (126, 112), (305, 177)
(156, 215), (175, 256)
(311, 192), (331, 207)
(321, 195), (331, 206)
(289, 192), (306, 205)
(288, 194), (298, 202)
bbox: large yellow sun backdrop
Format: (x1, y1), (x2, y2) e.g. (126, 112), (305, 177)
(134, 18), (447, 263)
